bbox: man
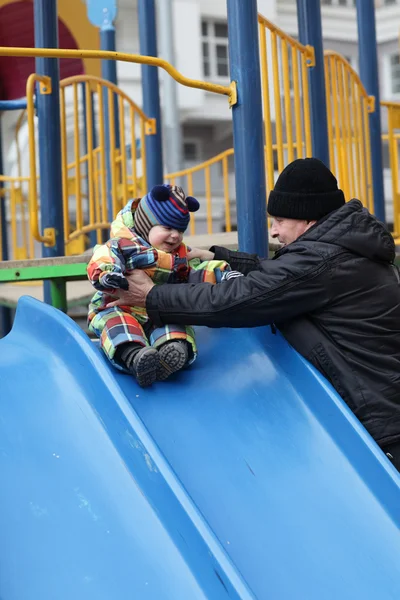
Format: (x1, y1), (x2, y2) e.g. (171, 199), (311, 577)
(106, 157), (400, 469)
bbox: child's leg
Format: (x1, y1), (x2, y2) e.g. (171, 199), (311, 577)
(148, 324), (197, 380)
(89, 307), (159, 387)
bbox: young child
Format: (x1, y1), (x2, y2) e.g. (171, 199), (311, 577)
(87, 184), (240, 387)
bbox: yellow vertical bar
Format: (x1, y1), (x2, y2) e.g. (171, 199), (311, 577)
(330, 56), (345, 193)
(108, 88), (118, 215)
(187, 172), (195, 235)
(271, 31), (284, 169)
(222, 155), (231, 233)
(20, 188), (28, 258)
(85, 82), (95, 228)
(292, 47), (303, 159)
(27, 181), (34, 258)
(342, 66), (356, 198)
(118, 94), (128, 207)
(362, 98), (374, 214)
(130, 107), (138, 197)
(355, 86), (368, 209)
(336, 61), (350, 199)
(60, 86), (70, 242)
(351, 78), (361, 200)
(393, 130), (400, 236)
(73, 82), (83, 231)
(140, 119), (147, 195)
(259, 23), (275, 193)
(10, 182), (17, 260)
(97, 83), (108, 223)
(301, 53), (312, 156)
(282, 40), (294, 163)
(0, 190), (3, 261)
(169, 177), (176, 186)
(387, 107), (397, 234)
(324, 55), (335, 171)
(205, 167), (212, 234)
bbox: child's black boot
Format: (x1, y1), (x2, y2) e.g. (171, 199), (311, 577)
(116, 343), (159, 388)
(157, 340), (190, 381)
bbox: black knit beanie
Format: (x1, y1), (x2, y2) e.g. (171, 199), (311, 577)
(267, 158), (345, 221)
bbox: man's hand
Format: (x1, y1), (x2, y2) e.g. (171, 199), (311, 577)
(105, 270), (155, 308)
(187, 247), (215, 261)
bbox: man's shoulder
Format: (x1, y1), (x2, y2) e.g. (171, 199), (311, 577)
(275, 238), (344, 263)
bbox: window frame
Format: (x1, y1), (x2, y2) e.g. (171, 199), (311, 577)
(201, 18), (230, 82)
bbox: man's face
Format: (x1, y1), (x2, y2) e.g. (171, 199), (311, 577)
(269, 216), (316, 246)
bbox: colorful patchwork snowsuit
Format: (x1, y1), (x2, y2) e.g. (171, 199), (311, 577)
(87, 198), (233, 372)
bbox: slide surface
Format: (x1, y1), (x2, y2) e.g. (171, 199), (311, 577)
(0, 296), (399, 600)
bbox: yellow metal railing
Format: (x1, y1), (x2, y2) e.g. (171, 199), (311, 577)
(382, 101), (400, 238)
(0, 107), (35, 261)
(165, 148), (235, 235)
(258, 13), (314, 194)
(59, 75), (154, 247)
(27, 73), (56, 247)
(3, 41), (400, 258)
(0, 46), (237, 107)
(0, 175), (33, 261)
(0, 45), (236, 260)
(324, 51), (374, 212)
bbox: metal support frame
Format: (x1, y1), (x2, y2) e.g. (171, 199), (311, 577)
(0, 119), (12, 336)
(226, 0), (268, 256)
(100, 24), (120, 223)
(34, 0), (65, 306)
(138, 0), (164, 189)
(157, 0), (182, 175)
(356, 0), (386, 222)
(296, 0), (330, 167)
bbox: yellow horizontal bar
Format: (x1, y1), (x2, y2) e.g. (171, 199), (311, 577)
(0, 175), (30, 182)
(0, 47), (233, 101)
(166, 148), (234, 179)
(66, 222), (112, 240)
(381, 101), (400, 109)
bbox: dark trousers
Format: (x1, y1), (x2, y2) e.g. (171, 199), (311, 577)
(381, 441), (400, 471)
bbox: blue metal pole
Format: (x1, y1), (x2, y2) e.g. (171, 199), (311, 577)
(100, 25), (120, 224)
(0, 99), (28, 111)
(356, 0), (385, 222)
(34, 0), (64, 306)
(138, 0), (164, 189)
(296, 0), (330, 167)
(0, 119), (12, 336)
(226, 0), (268, 256)
(82, 84), (98, 248)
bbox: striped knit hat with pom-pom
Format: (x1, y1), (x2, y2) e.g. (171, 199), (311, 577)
(134, 184), (200, 242)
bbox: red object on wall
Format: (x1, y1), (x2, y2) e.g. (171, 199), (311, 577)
(0, 0), (84, 100)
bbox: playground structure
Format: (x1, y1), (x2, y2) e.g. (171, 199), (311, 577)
(2, 1), (400, 272)
(0, 1), (400, 598)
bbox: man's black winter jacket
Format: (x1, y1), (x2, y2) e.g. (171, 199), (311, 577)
(147, 200), (400, 447)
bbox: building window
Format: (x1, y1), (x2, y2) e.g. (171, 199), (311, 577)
(183, 141), (200, 162)
(201, 19), (229, 79)
(390, 53), (400, 94)
(182, 139), (202, 167)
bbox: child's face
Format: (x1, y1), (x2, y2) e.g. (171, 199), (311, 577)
(148, 225), (183, 253)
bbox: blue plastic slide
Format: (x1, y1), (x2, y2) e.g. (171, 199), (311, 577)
(0, 296), (399, 599)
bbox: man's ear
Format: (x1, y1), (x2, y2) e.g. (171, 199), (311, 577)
(305, 220), (317, 231)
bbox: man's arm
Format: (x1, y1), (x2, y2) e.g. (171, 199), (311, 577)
(146, 249), (332, 329)
(210, 246), (263, 275)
